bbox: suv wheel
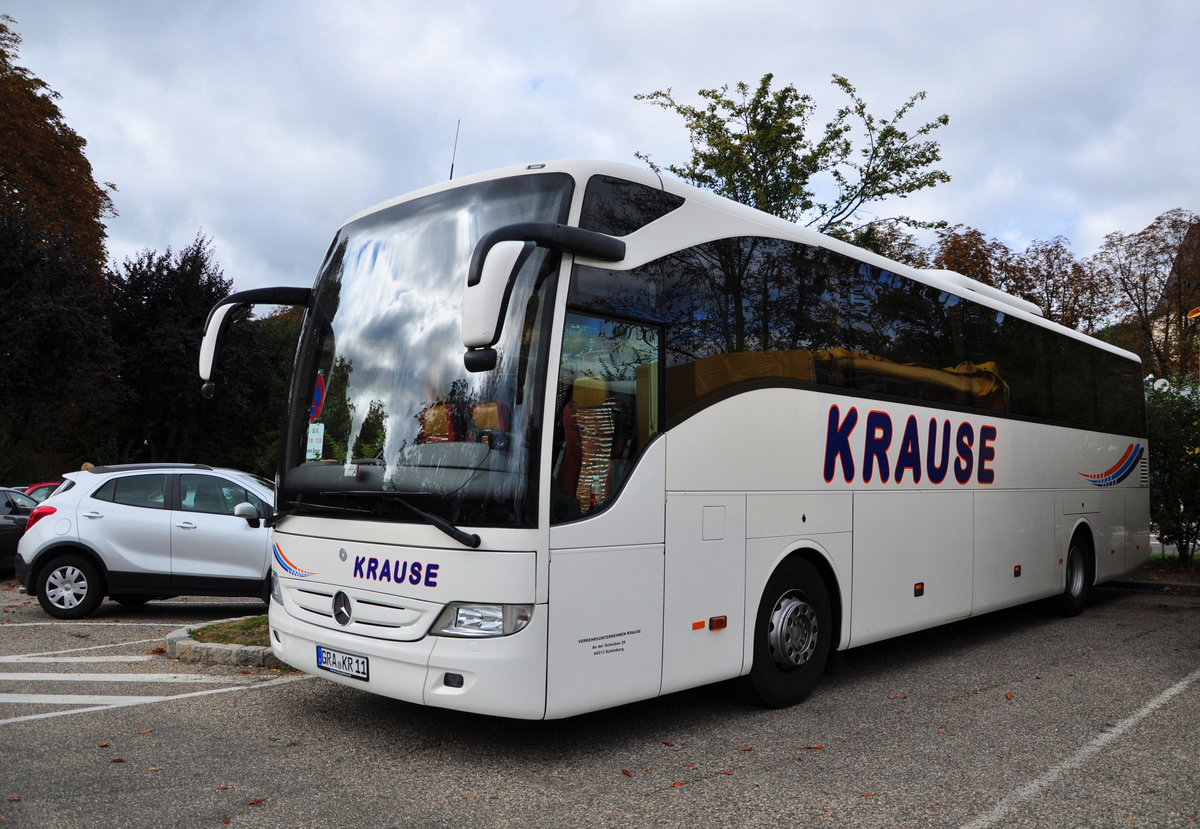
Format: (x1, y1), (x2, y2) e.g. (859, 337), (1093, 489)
(37, 554), (105, 619)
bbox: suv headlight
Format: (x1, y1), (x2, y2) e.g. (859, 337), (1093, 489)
(431, 603), (532, 637)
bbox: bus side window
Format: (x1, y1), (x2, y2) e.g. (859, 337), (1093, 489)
(551, 313), (660, 523)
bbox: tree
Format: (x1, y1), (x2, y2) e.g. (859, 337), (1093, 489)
(1093, 209), (1200, 377)
(0, 208), (119, 480)
(1011, 237), (1113, 334)
(635, 73), (950, 236)
(927, 225), (1017, 289)
(105, 234), (267, 466)
(0, 15), (115, 274)
(0, 15), (121, 479)
(1146, 376), (1200, 564)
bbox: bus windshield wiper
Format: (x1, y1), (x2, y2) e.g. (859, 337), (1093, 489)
(320, 491), (482, 549)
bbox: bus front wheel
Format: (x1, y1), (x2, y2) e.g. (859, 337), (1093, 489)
(1053, 541), (1092, 616)
(743, 558), (832, 708)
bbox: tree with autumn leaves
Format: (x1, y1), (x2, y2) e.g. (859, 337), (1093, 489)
(0, 16), (114, 273)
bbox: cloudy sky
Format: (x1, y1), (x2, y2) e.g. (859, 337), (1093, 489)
(6, 1), (1198, 292)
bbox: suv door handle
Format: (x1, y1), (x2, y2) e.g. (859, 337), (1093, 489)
(176, 521), (198, 530)
(83, 511), (103, 519)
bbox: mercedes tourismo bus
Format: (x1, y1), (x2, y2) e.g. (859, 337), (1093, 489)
(199, 159), (1149, 719)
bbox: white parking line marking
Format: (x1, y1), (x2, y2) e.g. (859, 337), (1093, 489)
(0, 673), (309, 726)
(1, 637), (168, 659)
(962, 665), (1200, 829)
(0, 672), (250, 684)
(0, 655), (154, 664)
(0, 622), (188, 627)
(0, 693), (168, 705)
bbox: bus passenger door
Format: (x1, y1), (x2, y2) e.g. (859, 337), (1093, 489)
(661, 494), (746, 695)
(545, 313), (666, 718)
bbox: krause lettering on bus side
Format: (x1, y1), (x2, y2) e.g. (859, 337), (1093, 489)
(822, 404), (997, 486)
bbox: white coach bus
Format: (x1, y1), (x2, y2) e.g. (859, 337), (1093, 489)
(200, 159), (1149, 719)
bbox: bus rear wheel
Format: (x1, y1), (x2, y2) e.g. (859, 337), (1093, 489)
(743, 558), (832, 708)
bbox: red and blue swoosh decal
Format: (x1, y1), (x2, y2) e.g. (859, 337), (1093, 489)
(274, 543), (318, 578)
(1079, 443), (1144, 487)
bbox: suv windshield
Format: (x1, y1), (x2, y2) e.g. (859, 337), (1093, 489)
(281, 173), (573, 529)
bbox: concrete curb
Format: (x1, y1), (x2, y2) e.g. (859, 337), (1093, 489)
(166, 616), (286, 669)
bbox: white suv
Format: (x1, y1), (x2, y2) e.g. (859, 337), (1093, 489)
(16, 463), (274, 619)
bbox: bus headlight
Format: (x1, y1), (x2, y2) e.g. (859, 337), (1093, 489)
(270, 569), (283, 604)
(431, 603), (532, 637)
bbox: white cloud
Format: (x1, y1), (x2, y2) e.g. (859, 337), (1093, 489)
(4, 0), (1198, 288)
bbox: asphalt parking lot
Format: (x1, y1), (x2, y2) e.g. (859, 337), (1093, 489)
(1, 577), (1198, 828)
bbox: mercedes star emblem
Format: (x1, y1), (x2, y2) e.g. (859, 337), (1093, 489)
(332, 591), (352, 626)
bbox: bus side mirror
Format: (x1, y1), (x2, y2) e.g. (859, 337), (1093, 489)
(462, 240), (535, 372)
(199, 303), (243, 398)
(460, 223), (626, 373)
(198, 286), (312, 397)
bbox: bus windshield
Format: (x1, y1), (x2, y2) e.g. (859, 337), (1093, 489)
(280, 173), (573, 529)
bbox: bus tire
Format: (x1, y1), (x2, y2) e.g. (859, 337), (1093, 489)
(36, 553), (105, 619)
(1053, 540), (1091, 616)
(743, 558), (832, 708)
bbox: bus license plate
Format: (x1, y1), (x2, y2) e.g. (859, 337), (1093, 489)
(316, 646), (369, 681)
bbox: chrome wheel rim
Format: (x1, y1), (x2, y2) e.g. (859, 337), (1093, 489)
(767, 591), (818, 670)
(46, 565), (89, 610)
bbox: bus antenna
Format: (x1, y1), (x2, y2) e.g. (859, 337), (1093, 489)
(449, 119), (461, 180)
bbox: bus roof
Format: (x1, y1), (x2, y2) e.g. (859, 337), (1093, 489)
(341, 158), (1141, 366)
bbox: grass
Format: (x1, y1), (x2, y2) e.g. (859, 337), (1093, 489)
(190, 615), (271, 647)
(1134, 553), (1200, 583)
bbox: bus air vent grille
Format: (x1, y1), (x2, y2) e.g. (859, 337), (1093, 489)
(284, 584), (438, 642)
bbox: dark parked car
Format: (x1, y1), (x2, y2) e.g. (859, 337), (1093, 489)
(1, 487), (38, 569)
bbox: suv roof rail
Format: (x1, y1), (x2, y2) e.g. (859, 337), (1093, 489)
(87, 463), (215, 474)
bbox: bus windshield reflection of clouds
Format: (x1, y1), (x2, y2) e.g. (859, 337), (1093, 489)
(285, 175), (573, 529)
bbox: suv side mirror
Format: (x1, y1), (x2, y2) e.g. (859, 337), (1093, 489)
(234, 501), (262, 528)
